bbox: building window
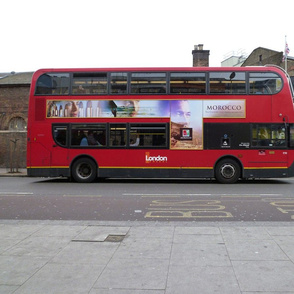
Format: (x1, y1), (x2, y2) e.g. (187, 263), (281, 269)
(8, 117), (26, 131)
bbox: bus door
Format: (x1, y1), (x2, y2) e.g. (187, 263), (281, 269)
(27, 131), (51, 168)
(249, 124), (288, 170)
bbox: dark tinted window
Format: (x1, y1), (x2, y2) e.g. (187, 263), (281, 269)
(252, 124), (286, 147)
(249, 72), (282, 94)
(72, 73), (107, 94)
(71, 124), (106, 147)
(110, 124), (127, 147)
(110, 73), (128, 94)
(36, 73), (70, 95)
(209, 72), (246, 94)
(170, 72), (206, 94)
(53, 125), (68, 147)
(130, 124), (167, 147)
(131, 73), (166, 94)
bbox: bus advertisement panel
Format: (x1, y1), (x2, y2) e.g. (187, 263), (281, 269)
(46, 99), (246, 150)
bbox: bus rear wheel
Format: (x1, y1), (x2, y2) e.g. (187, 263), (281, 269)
(215, 158), (241, 184)
(72, 158), (97, 183)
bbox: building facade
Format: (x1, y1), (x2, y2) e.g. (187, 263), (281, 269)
(0, 72), (32, 170)
(223, 47), (294, 77)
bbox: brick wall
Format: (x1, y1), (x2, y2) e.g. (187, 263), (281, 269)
(0, 131), (27, 169)
(192, 44), (210, 67)
(0, 85), (29, 168)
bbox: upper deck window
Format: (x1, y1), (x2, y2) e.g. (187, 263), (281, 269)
(35, 73), (70, 95)
(130, 73), (167, 94)
(72, 73), (107, 95)
(249, 72), (282, 94)
(110, 72), (128, 94)
(209, 72), (246, 94)
(170, 72), (206, 94)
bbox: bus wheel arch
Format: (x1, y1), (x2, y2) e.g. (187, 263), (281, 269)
(214, 156), (243, 184)
(71, 156), (98, 183)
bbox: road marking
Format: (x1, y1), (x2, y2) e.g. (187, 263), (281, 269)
(62, 195), (102, 197)
(0, 192), (33, 196)
(145, 210), (233, 218)
(268, 200), (294, 220)
(145, 199), (233, 219)
(123, 193), (283, 197)
(124, 193), (212, 197)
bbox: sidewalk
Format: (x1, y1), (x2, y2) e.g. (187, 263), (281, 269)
(0, 168), (27, 177)
(1, 220), (294, 293)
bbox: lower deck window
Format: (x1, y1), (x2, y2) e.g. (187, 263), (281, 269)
(252, 124), (286, 147)
(130, 124), (167, 147)
(71, 124), (106, 146)
(53, 122), (168, 149)
(110, 124), (127, 147)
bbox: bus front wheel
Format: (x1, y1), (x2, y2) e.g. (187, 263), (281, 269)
(72, 158), (97, 183)
(215, 158), (241, 184)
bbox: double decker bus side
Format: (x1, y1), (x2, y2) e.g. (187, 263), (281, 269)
(27, 66), (294, 183)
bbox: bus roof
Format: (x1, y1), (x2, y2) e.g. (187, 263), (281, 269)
(33, 66), (285, 74)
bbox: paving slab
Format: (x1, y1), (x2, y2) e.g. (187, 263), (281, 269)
(232, 260), (294, 292)
(170, 242), (231, 267)
(0, 255), (49, 286)
(52, 241), (119, 265)
(93, 258), (169, 290)
(166, 265), (241, 294)
(13, 263), (104, 294)
(225, 239), (289, 260)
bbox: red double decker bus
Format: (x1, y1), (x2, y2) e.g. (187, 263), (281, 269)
(27, 66), (294, 183)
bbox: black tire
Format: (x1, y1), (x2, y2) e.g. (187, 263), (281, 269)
(215, 158), (241, 184)
(71, 158), (97, 183)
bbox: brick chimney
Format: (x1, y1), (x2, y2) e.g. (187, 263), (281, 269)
(192, 44), (210, 67)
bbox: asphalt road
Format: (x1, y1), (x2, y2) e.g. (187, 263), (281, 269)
(1, 177), (294, 221)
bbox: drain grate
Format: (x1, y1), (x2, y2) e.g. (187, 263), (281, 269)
(104, 234), (126, 242)
(72, 234), (126, 243)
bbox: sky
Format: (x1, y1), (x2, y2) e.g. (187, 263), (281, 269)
(2, 0), (294, 73)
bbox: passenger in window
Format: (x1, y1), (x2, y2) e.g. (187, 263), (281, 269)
(260, 128), (269, 139)
(87, 131), (97, 145)
(130, 136), (140, 146)
(88, 131), (103, 146)
(259, 128), (269, 146)
(80, 131), (88, 146)
(77, 85), (86, 93)
(276, 127), (285, 139)
(274, 127), (286, 146)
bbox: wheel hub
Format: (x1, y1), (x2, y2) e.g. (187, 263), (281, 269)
(220, 164), (235, 179)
